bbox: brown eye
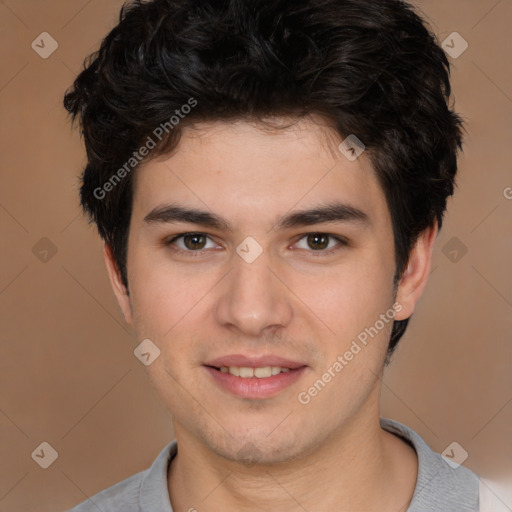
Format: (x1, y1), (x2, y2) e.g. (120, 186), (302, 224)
(306, 233), (330, 250)
(294, 233), (347, 254)
(167, 233), (217, 252)
(182, 233), (207, 250)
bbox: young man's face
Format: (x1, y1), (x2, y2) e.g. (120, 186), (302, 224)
(106, 118), (433, 464)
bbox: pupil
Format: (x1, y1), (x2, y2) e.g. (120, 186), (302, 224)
(185, 234), (206, 250)
(308, 234), (329, 250)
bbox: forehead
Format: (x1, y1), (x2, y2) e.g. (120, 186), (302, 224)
(131, 118), (389, 230)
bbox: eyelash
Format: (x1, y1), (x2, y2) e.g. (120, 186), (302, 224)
(164, 232), (348, 258)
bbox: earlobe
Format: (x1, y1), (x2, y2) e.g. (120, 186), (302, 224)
(394, 222), (438, 321)
(102, 243), (134, 326)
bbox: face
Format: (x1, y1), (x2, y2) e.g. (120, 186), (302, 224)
(106, 118), (435, 464)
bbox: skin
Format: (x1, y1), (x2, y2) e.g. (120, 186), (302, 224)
(104, 117), (437, 511)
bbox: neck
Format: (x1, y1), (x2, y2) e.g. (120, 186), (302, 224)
(168, 394), (417, 511)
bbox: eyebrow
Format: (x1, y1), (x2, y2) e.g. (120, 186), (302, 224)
(143, 202), (370, 231)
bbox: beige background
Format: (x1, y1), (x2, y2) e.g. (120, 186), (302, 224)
(0, 1), (511, 510)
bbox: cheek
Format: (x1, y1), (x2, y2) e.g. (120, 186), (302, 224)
(127, 251), (229, 375)
(126, 248), (200, 337)
(288, 257), (395, 341)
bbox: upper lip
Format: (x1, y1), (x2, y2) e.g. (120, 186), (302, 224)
(204, 354), (306, 369)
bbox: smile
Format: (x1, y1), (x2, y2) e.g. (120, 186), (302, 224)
(204, 364), (307, 399)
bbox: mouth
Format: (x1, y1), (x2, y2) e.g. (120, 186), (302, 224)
(210, 365), (294, 378)
(203, 355), (308, 399)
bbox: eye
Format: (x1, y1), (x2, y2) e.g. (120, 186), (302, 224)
(294, 233), (347, 253)
(166, 232), (218, 252)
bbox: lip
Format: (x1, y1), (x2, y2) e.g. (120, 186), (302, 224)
(203, 354), (308, 400)
(204, 354), (305, 369)
(204, 366), (307, 399)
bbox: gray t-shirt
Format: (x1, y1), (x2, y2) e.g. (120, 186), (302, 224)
(67, 418), (479, 511)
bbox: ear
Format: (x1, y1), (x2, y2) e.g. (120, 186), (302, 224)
(103, 243), (134, 326)
(394, 222), (438, 321)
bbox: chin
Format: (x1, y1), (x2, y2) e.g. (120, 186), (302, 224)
(202, 426), (311, 466)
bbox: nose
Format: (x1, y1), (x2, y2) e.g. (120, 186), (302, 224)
(215, 249), (294, 338)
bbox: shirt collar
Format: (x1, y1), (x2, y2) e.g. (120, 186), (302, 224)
(139, 440), (178, 512)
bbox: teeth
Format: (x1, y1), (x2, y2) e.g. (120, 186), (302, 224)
(228, 366), (240, 377)
(220, 366), (292, 378)
(254, 367), (272, 378)
(239, 367), (254, 378)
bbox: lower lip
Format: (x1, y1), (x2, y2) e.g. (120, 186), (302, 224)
(204, 366), (307, 399)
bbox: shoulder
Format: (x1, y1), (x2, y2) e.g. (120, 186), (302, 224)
(67, 471), (144, 512)
(380, 418), (479, 512)
(66, 441), (177, 512)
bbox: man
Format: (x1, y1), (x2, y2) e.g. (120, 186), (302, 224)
(64, 0), (479, 510)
